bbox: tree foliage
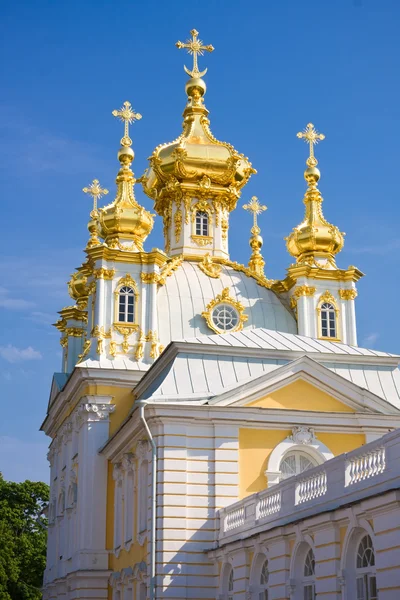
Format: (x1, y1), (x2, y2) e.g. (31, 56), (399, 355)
(0, 474), (49, 600)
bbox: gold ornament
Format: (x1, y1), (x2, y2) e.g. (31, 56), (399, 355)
(112, 101), (142, 148)
(339, 288), (358, 300)
(243, 196), (267, 276)
(83, 179), (109, 248)
(198, 253), (222, 278)
(286, 123), (344, 266)
(109, 340), (117, 358)
(174, 205), (183, 243)
(202, 288), (248, 334)
(297, 123), (325, 168)
(293, 285), (316, 298)
(77, 340), (91, 364)
(93, 268), (115, 280)
(176, 28), (214, 78)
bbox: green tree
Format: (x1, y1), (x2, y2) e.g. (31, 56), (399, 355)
(0, 474), (49, 600)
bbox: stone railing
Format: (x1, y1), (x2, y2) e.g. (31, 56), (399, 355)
(218, 430), (400, 543)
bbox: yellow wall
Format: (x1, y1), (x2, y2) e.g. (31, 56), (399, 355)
(247, 379), (355, 413)
(239, 429), (291, 497)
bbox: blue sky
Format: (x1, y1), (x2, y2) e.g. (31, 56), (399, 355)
(1, 0), (400, 482)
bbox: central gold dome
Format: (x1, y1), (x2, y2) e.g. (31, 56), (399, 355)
(142, 76), (256, 217)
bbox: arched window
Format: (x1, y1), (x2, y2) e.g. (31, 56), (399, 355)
(118, 286), (135, 323)
(320, 302), (336, 338)
(356, 535), (377, 600)
(303, 548), (316, 600)
(258, 559), (269, 600)
(195, 210), (209, 236)
(227, 567), (234, 600)
(279, 450), (319, 481)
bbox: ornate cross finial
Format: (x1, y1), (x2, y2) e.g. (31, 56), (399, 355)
(112, 101), (142, 147)
(176, 29), (214, 78)
(83, 179), (109, 216)
(297, 123), (325, 167)
(243, 196), (267, 234)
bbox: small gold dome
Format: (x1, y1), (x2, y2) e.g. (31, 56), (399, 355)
(68, 260), (93, 310)
(286, 169), (344, 266)
(99, 146), (154, 251)
(142, 77), (256, 217)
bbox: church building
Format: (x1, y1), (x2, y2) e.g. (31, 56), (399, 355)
(41, 30), (400, 600)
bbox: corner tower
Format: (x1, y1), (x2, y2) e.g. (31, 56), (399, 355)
(142, 29), (256, 258)
(282, 123), (363, 345)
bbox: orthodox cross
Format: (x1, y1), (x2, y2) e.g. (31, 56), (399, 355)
(297, 123), (325, 167)
(243, 196), (267, 234)
(112, 101), (142, 147)
(176, 29), (214, 78)
(83, 179), (109, 216)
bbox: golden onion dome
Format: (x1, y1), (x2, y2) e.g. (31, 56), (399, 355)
(68, 260), (93, 310)
(99, 102), (154, 252)
(286, 124), (345, 267)
(142, 75), (256, 216)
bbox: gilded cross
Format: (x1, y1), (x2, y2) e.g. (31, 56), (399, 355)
(297, 123), (325, 167)
(243, 196), (267, 234)
(112, 101), (142, 147)
(83, 179), (109, 216)
(176, 29), (214, 78)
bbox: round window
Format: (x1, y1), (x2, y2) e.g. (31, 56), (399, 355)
(211, 303), (239, 332)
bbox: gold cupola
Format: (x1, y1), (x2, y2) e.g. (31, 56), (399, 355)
(99, 101), (154, 251)
(142, 29), (256, 258)
(286, 123), (344, 268)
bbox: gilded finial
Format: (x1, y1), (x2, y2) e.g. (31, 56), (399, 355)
(83, 179), (109, 248)
(297, 123), (325, 168)
(83, 179), (109, 216)
(243, 196), (267, 235)
(112, 101), (142, 148)
(243, 196), (267, 276)
(176, 29), (214, 78)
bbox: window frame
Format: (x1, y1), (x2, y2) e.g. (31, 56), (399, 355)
(113, 275), (139, 326)
(316, 292), (340, 341)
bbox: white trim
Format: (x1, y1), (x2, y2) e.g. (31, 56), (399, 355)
(265, 432), (334, 486)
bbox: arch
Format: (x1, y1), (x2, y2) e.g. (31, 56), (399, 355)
(219, 562), (234, 600)
(290, 539), (316, 600)
(191, 200), (213, 243)
(114, 274), (139, 325)
(265, 430), (334, 486)
(316, 291), (340, 341)
(341, 522), (378, 600)
(250, 552), (270, 600)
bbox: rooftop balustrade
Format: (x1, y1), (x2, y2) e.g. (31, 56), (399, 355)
(218, 429), (400, 546)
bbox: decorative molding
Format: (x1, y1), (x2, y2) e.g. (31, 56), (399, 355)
(115, 273), (139, 294)
(339, 288), (358, 300)
(202, 287), (248, 334)
(318, 290), (336, 305)
(293, 285), (316, 298)
(290, 426), (316, 445)
(198, 253), (222, 279)
(93, 268), (115, 280)
(140, 272), (160, 284)
(77, 401), (115, 425)
(136, 439), (150, 460)
(191, 234), (213, 247)
(77, 339), (91, 364)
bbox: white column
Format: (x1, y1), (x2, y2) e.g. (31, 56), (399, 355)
(347, 298), (358, 346)
(74, 397), (114, 572)
(297, 296), (309, 336)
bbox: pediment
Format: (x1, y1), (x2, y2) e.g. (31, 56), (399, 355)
(209, 355), (399, 415)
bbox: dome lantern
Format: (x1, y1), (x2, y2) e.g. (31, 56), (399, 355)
(141, 29), (256, 259)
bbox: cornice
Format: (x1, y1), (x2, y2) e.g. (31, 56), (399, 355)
(41, 367), (143, 437)
(274, 264), (365, 293)
(85, 246), (168, 267)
